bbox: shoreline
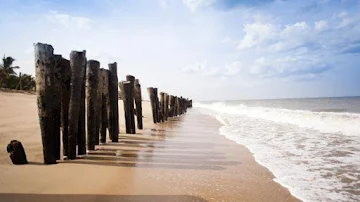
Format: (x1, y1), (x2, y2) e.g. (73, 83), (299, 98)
(211, 113), (304, 202)
(0, 91), (299, 202)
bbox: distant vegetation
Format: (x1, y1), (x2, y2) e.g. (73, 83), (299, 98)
(0, 55), (35, 91)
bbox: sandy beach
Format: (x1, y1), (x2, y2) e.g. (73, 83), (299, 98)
(0, 91), (299, 202)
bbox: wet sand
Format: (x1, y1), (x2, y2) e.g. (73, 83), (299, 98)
(0, 91), (299, 202)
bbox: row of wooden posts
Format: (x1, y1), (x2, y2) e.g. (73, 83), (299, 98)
(34, 43), (192, 164)
(147, 88), (192, 123)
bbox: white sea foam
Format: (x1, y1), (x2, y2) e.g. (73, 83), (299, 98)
(195, 101), (360, 202)
(195, 102), (360, 136)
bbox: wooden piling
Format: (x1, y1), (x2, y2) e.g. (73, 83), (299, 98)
(154, 88), (160, 122)
(86, 60), (100, 150)
(126, 75), (136, 133)
(34, 43), (57, 164)
(53, 54), (62, 160)
(159, 92), (165, 122)
(169, 95), (175, 117)
(180, 96), (184, 115)
(68, 50), (86, 159)
(147, 87), (157, 123)
(59, 58), (71, 157)
(164, 93), (169, 121)
(77, 61), (86, 155)
(134, 79), (143, 129)
(95, 70), (103, 145)
(108, 62), (119, 142)
(176, 96), (180, 116)
(120, 81), (135, 134)
(100, 69), (109, 143)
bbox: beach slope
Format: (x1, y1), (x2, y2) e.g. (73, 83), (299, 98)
(0, 91), (299, 202)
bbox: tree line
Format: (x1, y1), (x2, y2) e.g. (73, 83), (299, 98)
(0, 55), (35, 91)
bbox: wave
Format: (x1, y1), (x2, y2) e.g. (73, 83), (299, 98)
(194, 101), (360, 201)
(194, 101), (360, 136)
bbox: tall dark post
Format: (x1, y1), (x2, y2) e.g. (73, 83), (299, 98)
(154, 88), (160, 123)
(95, 71), (103, 145)
(86, 60), (100, 150)
(68, 50), (86, 159)
(100, 69), (109, 143)
(53, 55), (62, 160)
(180, 96), (184, 115)
(173, 96), (177, 116)
(77, 61), (86, 155)
(147, 87), (157, 123)
(159, 92), (165, 122)
(175, 96), (180, 116)
(164, 93), (170, 121)
(60, 58), (71, 157)
(168, 95), (175, 117)
(120, 81), (135, 134)
(126, 75), (136, 133)
(178, 97), (181, 115)
(34, 43), (56, 164)
(134, 79), (143, 129)
(109, 62), (119, 142)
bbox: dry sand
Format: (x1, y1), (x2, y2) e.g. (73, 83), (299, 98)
(0, 91), (300, 202)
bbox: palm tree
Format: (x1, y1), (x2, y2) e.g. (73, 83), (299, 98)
(0, 55), (20, 87)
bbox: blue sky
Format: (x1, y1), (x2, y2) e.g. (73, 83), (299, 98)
(0, 0), (359, 100)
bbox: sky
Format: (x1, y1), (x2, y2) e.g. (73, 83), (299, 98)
(0, 0), (359, 101)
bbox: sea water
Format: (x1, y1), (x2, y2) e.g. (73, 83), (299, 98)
(194, 97), (360, 202)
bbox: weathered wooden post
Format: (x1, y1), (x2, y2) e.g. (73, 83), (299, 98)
(173, 96), (177, 116)
(53, 54), (62, 160)
(126, 75), (136, 133)
(100, 69), (109, 143)
(169, 95), (175, 117)
(176, 96), (180, 116)
(68, 50), (86, 159)
(179, 97), (183, 115)
(164, 93), (169, 121)
(86, 60), (100, 150)
(120, 81), (135, 134)
(147, 87), (157, 123)
(134, 79), (143, 129)
(159, 92), (165, 122)
(180, 96), (184, 115)
(59, 58), (71, 157)
(34, 43), (56, 164)
(184, 98), (188, 113)
(154, 88), (160, 122)
(95, 70), (103, 145)
(77, 61), (86, 155)
(108, 63), (119, 142)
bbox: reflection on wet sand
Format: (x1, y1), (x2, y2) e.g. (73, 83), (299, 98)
(63, 117), (241, 171)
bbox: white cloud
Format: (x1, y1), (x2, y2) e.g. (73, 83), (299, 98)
(183, 61), (241, 77)
(224, 61), (241, 76)
(315, 20), (328, 31)
(249, 55), (329, 78)
(182, 61), (208, 72)
(160, 0), (167, 8)
(237, 21), (277, 50)
(269, 21), (311, 52)
(182, 0), (216, 12)
(45, 11), (93, 30)
(335, 11), (353, 28)
(182, 61), (219, 76)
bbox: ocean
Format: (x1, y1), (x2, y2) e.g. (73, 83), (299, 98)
(194, 97), (360, 202)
